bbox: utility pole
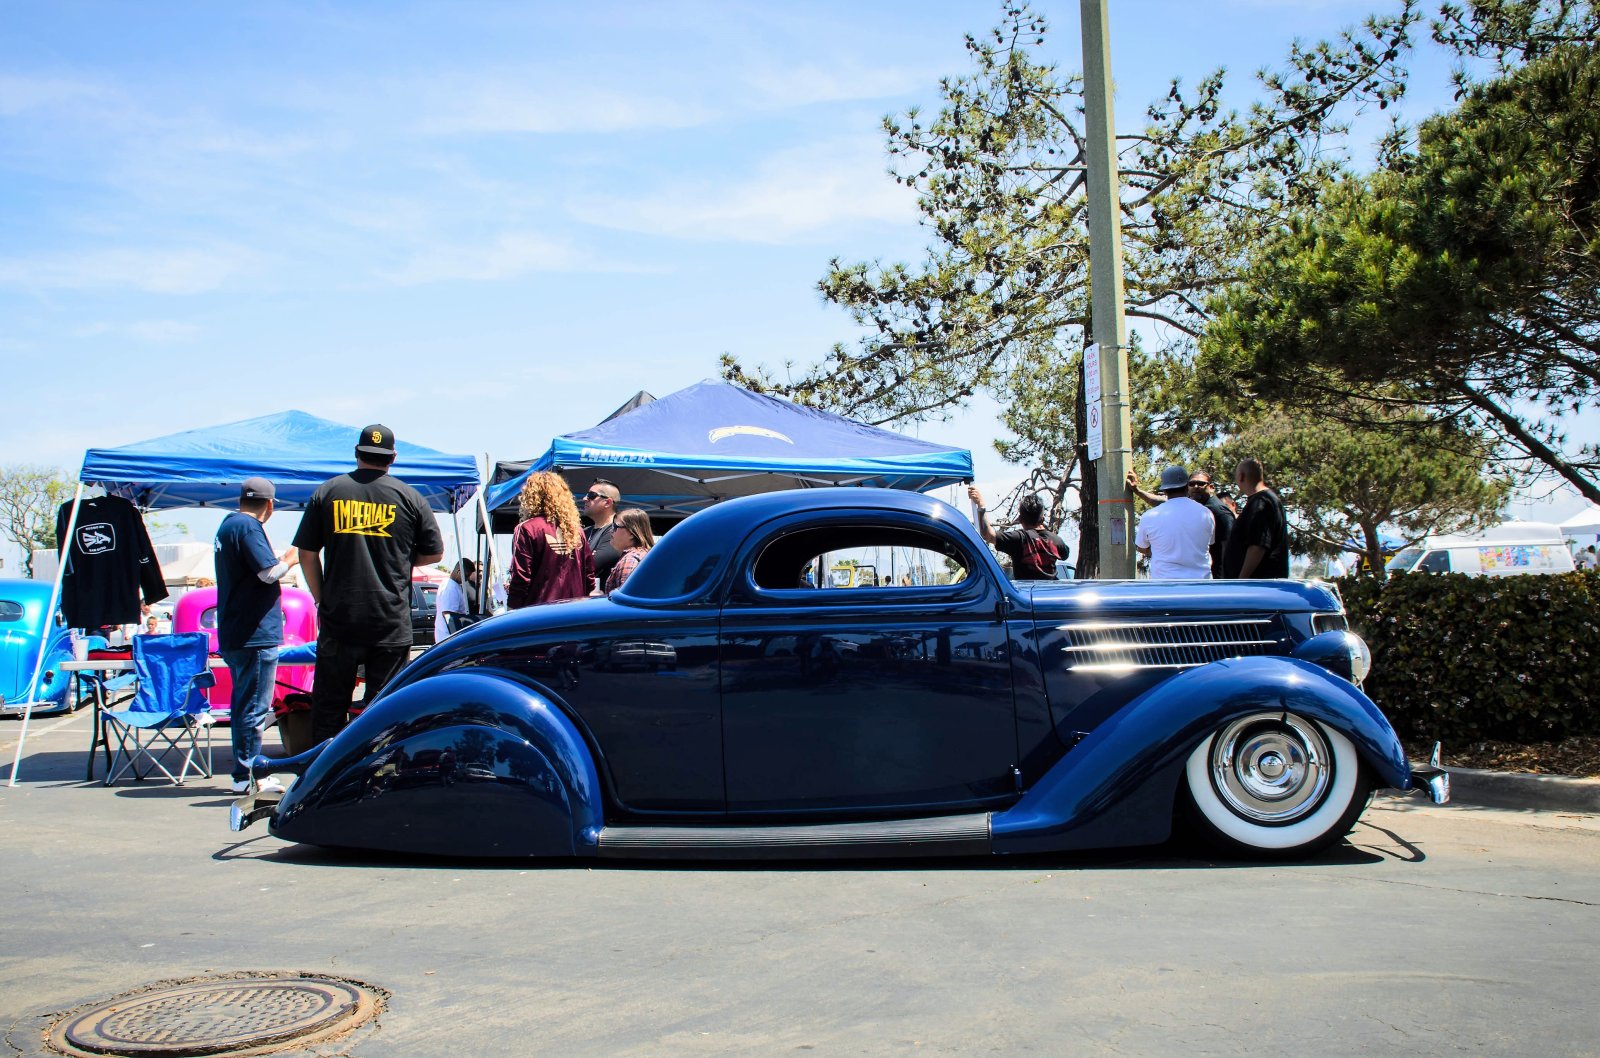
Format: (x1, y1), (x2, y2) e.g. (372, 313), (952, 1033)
(1079, 0), (1135, 579)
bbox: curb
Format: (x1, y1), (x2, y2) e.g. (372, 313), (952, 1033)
(1443, 766), (1600, 813)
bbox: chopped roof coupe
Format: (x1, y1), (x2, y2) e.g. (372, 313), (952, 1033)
(233, 489), (1447, 861)
(1, 578), (82, 717)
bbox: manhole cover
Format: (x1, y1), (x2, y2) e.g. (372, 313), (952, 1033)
(48, 973), (380, 1058)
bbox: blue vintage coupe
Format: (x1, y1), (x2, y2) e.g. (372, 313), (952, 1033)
(233, 488), (1446, 860)
(0, 578), (81, 716)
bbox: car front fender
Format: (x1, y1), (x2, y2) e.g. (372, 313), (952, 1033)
(270, 669), (604, 857)
(991, 655), (1410, 854)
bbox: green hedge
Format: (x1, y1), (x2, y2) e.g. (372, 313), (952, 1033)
(1333, 570), (1600, 744)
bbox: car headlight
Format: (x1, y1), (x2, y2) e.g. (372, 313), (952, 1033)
(1293, 629), (1372, 686)
(1348, 633), (1371, 685)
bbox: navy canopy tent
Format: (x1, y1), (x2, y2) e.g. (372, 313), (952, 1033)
(80, 409), (480, 512)
(483, 380), (972, 528)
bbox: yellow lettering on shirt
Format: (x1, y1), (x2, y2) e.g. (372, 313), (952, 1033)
(333, 499), (397, 537)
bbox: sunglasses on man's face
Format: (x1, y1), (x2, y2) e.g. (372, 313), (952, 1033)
(1188, 480), (1211, 489)
(583, 492), (607, 501)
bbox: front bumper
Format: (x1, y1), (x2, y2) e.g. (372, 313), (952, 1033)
(1408, 743), (1451, 804)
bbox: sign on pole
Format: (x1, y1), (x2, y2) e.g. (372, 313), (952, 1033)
(1084, 342), (1103, 461)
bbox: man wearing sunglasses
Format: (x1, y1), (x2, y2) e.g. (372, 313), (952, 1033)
(582, 480), (623, 593)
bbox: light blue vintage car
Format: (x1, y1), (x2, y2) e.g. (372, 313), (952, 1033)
(0, 578), (82, 716)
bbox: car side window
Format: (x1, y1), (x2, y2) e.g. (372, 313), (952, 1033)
(751, 525), (970, 593)
(0, 600), (23, 622)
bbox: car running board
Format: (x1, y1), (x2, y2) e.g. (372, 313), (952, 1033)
(594, 812), (992, 860)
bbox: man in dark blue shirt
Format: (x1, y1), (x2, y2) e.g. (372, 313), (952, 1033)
(215, 477), (299, 792)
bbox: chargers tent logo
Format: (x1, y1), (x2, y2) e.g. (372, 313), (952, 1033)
(708, 426), (793, 445)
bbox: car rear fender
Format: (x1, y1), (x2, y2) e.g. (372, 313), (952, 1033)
(270, 670), (605, 858)
(990, 655), (1409, 854)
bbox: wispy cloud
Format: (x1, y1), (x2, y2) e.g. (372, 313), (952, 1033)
(739, 62), (926, 108)
(379, 230), (583, 285)
(72, 319), (202, 343)
(0, 246), (254, 294)
(0, 73), (110, 116)
(416, 80), (714, 135)
(570, 137), (915, 243)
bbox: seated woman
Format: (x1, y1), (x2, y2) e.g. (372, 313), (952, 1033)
(603, 509), (656, 594)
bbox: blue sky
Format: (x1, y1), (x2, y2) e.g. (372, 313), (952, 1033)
(3, 0), (1593, 562)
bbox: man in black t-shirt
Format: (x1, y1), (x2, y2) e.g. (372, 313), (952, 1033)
(1222, 458), (1290, 579)
(966, 486), (1069, 579)
(582, 479), (622, 592)
(293, 424), (444, 741)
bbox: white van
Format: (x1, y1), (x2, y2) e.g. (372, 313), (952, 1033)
(1385, 521), (1576, 577)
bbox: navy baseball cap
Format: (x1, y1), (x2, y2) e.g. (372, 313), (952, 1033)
(1158, 465), (1191, 492)
(356, 424), (396, 456)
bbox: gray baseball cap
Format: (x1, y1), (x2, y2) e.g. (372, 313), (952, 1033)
(240, 477), (275, 502)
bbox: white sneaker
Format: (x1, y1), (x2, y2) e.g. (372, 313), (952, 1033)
(230, 777), (287, 795)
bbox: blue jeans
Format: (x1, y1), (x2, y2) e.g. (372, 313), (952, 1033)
(221, 646), (280, 782)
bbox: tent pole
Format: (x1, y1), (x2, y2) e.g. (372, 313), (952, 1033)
(8, 480), (83, 787)
(475, 455), (496, 613)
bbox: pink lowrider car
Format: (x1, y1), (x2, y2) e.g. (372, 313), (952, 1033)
(173, 587), (317, 720)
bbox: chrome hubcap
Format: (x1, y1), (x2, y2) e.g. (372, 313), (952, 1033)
(1210, 713), (1332, 824)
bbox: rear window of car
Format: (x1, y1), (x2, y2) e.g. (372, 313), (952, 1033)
(0, 600), (23, 622)
(615, 524), (727, 602)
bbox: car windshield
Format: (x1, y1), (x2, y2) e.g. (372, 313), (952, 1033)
(1386, 548), (1421, 572)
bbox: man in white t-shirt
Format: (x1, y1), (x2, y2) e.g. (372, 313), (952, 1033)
(1133, 465), (1216, 579)
(433, 559), (476, 641)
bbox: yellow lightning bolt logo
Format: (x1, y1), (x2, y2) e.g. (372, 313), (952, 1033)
(333, 499), (396, 537)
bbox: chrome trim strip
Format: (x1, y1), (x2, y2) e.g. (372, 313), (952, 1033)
(1061, 638), (1281, 653)
(1069, 660), (1243, 672)
(1055, 619), (1274, 632)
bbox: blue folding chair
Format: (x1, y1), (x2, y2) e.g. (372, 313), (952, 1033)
(102, 632), (216, 786)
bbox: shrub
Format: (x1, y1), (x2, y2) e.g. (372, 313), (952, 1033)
(1334, 570), (1600, 744)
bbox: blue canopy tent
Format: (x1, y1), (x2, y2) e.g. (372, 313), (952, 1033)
(80, 409), (480, 513)
(10, 411), (480, 786)
(483, 380), (973, 530)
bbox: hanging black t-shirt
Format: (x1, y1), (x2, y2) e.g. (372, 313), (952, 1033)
(1222, 488), (1290, 579)
(56, 496), (167, 630)
(292, 469), (444, 648)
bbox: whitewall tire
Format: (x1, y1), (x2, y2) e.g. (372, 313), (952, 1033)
(1182, 711), (1371, 857)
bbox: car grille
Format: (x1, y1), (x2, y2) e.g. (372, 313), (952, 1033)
(1055, 617), (1283, 673)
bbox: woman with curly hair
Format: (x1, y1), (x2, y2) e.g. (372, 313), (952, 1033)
(602, 508), (656, 594)
(507, 472), (594, 608)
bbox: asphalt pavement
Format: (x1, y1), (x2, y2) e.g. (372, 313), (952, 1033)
(2, 710), (1596, 1058)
